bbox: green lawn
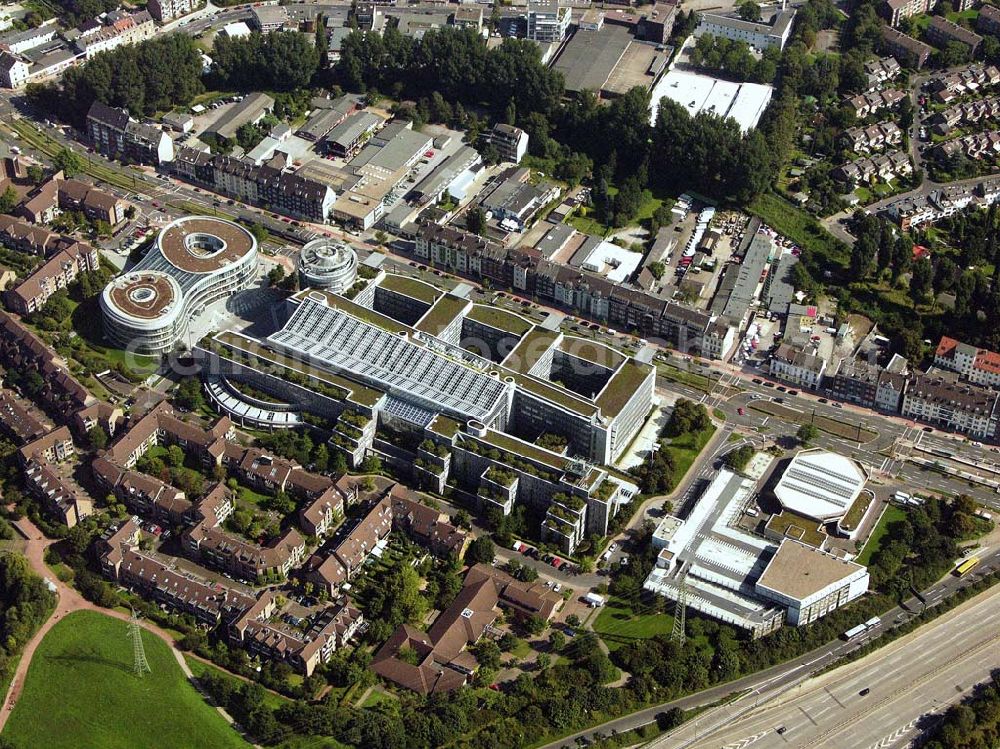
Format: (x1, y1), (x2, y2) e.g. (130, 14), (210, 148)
(856, 505), (907, 566)
(4, 611), (248, 749)
(592, 596), (674, 651)
(664, 425), (716, 484)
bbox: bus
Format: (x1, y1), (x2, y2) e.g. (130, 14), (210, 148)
(842, 624), (867, 641)
(864, 616), (881, 629)
(955, 557), (980, 577)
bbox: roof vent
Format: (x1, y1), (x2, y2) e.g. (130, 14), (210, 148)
(460, 608), (474, 619)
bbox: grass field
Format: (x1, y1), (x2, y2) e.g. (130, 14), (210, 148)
(593, 596), (674, 651)
(856, 505), (907, 566)
(4, 611), (248, 749)
(665, 425), (716, 484)
(749, 192), (849, 272)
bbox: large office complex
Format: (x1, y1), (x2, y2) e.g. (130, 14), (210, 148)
(101, 216), (259, 354)
(195, 268), (649, 552)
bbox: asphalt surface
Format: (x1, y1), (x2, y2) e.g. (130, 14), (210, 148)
(541, 548), (1000, 749)
(667, 583), (1000, 749)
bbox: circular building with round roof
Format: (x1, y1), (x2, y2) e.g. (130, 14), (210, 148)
(101, 216), (259, 354)
(297, 238), (358, 292)
(773, 448), (869, 523)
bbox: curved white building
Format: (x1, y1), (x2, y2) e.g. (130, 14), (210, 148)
(297, 238), (358, 292)
(101, 216), (259, 354)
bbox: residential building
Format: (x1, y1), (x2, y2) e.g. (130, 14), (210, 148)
(926, 16), (982, 54)
(148, 0), (197, 22)
(840, 121), (903, 153)
(844, 88), (907, 117)
(5, 241), (100, 316)
(75, 11), (155, 58)
(935, 335), (1000, 389)
(250, 5), (290, 31)
(880, 26), (932, 69)
(58, 178), (129, 225)
(0, 25), (56, 54)
(388, 485), (468, 558)
(86, 101), (174, 165)
(0, 52), (30, 89)
(525, 0), (571, 42)
(184, 522), (306, 581)
(769, 342), (827, 389)
(826, 355), (907, 411)
(487, 123), (529, 164)
(978, 3), (1000, 36)
(902, 372), (1000, 439)
(864, 56), (901, 88)
(881, 0), (932, 27)
(694, 8), (796, 50)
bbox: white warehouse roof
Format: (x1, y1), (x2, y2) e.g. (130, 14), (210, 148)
(773, 449), (868, 522)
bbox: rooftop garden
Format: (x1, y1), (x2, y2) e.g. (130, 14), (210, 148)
(466, 304), (534, 337)
(427, 414), (461, 439)
(418, 439), (450, 458)
(765, 510), (827, 548)
(379, 273), (441, 305)
(415, 293), (469, 336)
(483, 465), (517, 487)
(551, 492), (586, 512)
(840, 492), (873, 532)
(596, 361), (653, 417)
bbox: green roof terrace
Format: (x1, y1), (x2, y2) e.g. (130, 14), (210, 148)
(378, 273), (441, 305)
(466, 305), (534, 337)
(503, 328), (561, 374)
(596, 361), (653, 418)
(415, 293), (471, 336)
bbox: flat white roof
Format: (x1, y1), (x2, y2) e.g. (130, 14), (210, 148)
(650, 70), (774, 132)
(773, 449), (868, 522)
(576, 239), (643, 283)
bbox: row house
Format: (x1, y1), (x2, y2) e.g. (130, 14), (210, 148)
(104, 402), (232, 469)
(0, 214), (61, 255)
(412, 223), (722, 357)
(936, 129), (1000, 161)
(92, 455), (194, 526)
(5, 241), (100, 316)
(0, 389), (49, 444)
(840, 121), (903, 153)
(298, 487), (345, 538)
(880, 26), (932, 69)
(169, 146), (334, 223)
(769, 342), (826, 390)
(184, 522), (306, 581)
(388, 485), (468, 558)
(75, 11), (155, 58)
(931, 96), (1000, 133)
(832, 150), (912, 185)
(901, 373), (1000, 440)
(825, 356), (907, 412)
(231, 592), (363, 675)
(57, 178), (129, 226)
(882, 179), (1000, 229)
(304, 495), (393, 596)
(926, 63), (1000, 104)
(844, 88), (906, 118)
(0, 310), (94, 412)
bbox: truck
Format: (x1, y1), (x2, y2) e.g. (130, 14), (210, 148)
(584, 593), (605, 608)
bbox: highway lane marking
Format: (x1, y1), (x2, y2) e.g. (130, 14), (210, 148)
(722, 731), (769, 749)
(864, 718), (918, 749)
(797, 631), (1000, 749)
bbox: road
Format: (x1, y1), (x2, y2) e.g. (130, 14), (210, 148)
(664, 584), (1000, 749)
(540, 548), (1000, 749)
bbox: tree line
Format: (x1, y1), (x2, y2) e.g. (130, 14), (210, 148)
(28, 34), (205, 128)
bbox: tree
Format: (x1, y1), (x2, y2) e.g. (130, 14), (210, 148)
(87, 425), (108, 450)
(54, 148), (84, 177)
(466, 206), (487, 236)
(267, 265), (286, 287)
(797, 423), (818, 446)
(739, 1), (762, 21)
(465, 536), (495, 566)
(723, 444), (754, 472)
(26, 165), (45, 184)
(0, 185), (17, 214)
(174, 377), (205, 411)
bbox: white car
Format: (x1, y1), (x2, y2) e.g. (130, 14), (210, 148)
(608, 542), (618, 553)
(553, 583), (562, 593)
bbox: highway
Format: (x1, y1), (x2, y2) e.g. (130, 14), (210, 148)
(542, 550), (1000, 749)
(661, 583), (1000, 749)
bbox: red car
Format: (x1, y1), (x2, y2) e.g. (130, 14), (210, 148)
(737, 407), (745, 416)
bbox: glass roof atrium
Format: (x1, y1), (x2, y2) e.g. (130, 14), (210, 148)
(267, 298), (511, 424)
